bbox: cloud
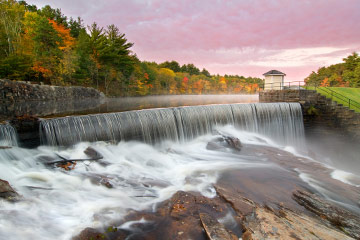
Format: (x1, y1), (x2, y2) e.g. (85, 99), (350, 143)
(27, 0), (360, 80)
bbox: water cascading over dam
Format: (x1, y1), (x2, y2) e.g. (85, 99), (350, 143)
(0, 124), (18, 146)
(39, 102), (305, 147)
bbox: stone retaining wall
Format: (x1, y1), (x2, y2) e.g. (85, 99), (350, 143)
(259, 89), (360, 141)
(0, 79), (104, 102)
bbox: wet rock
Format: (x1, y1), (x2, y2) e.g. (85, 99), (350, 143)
(243, 207), (354, 240)
(224, 136), (242, 151)
(206, 135), (242, 152)
(0, 179), (20, 202)
(10, 115), (40, 148)
(293, 190), (360, 239)
(84, 174), (113, 189)
(77, 191), (242, 240)
(0, 146), (12, 149)
(200, 212), (234, 240)
(215, 185), (255, 217)
(84, 147), (103, 159)
(72, 228), (107, 240)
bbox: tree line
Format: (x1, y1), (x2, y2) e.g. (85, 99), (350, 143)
(0, 0), (263, 96)
(305, 52), (360, 87)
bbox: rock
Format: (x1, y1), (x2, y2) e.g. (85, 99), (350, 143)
(72, 228), (107, 240)
(0, 146), (12, 149)
(224, 136), (242, 151)
(200, 212), (234, 240)
(0, 179), (20, 202)
(243, 207), (354, 240)
(10, 115), (40, 148)
(206, 135), (242, 152)
(293, 190), (360, 239)
(215, 185), (255, 217)
(84, 147), (103, 159)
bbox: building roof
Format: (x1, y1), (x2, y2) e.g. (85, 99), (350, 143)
(263, 70), (286, 76)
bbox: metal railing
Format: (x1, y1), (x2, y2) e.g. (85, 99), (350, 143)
(259, 81), (306, 91)
(260, 81), (360, 112)
(314, 86), (360, 111)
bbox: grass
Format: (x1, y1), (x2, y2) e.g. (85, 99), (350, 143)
(304, 86), (360, 112)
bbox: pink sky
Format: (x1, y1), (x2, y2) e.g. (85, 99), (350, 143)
(28, 0), (360, 81)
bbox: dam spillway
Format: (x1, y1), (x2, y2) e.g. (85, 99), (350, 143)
(39, 102), (305, 148)
(0, 124), (18, 146)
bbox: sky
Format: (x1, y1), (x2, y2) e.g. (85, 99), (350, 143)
(27, 0), (360, 81)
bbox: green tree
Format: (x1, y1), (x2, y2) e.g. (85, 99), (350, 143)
(181, 63), (200, 75)
(39, 5), (68, 27)
(343, 52), (360, 71)
(201, 68), (211, 77)
(0, 0), (25, 56)
(160, 60), (181, 72)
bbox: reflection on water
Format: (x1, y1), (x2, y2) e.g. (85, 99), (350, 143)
(0, 94), (258, 121)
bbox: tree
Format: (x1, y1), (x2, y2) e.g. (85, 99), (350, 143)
(160, 60), (181, 72)
(39, 5), (68, 27)
(201, 68), (211, 77)
(22, 11), (62, 82)
(69, 17), (84, 38)
(156, 68), (176, 94)
(343, 52), (360, 71)
(87, 22), (106, 88)
(98, 24), (135, 94)
(0, 0), (25, 56)
(181, 63), (200, 75)
(18, 1), (37, 12)
(72, 29), (95, 85)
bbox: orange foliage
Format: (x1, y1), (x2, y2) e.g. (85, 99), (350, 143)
(193, 79), (204, 94)
(320, 77), (330, 87)
(144, 72), (149, 80)
(56, 161), (76, 171)
(48, 19), (75, 50)
(219, 77), (226, 84)
(32, 62), (52, 77)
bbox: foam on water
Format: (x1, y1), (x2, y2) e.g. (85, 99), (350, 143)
(331, 169), (360, 187)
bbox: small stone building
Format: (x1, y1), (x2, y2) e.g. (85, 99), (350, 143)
(263, 70), (286, 90)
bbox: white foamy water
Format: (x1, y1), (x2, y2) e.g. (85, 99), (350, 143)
(331, 169), (360, 187)
(0, 127), (276, 240)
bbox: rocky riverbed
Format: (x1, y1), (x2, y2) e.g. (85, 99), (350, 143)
(56, 138), (360, 239)
(1, 128), (359, 240)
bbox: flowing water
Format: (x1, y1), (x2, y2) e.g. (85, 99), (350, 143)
(0, 101), (359, 240)
(39, 103), (305, 148)
(0, 124), (18, 147)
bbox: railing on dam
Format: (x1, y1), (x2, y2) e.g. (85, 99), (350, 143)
(259, 81), (360, 112)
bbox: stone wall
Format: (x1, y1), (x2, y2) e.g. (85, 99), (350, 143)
(259, 89), (360, 141)
(0, 79), (104, 102)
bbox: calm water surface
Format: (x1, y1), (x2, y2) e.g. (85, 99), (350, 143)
(0, 94), (258, 120)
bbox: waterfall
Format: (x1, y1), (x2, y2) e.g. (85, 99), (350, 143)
(0, 124), (18, 146)
(40, 102), (304, 147)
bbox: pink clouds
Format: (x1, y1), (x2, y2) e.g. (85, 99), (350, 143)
(27, 0), (360, 80)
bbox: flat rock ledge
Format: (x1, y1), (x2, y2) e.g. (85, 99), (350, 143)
(73, 189), (358, 240)
(293, 190), (360, 239)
